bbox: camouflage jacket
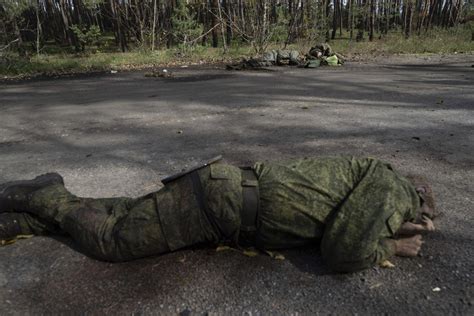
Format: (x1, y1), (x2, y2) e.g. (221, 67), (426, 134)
(253, 156), (420, 272)
(157, 156), (420, 272)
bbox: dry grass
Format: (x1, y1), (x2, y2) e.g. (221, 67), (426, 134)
(1, 27), (472, 78)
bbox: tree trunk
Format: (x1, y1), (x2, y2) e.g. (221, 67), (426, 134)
(111, 0), (127, 52)
(152, 0), (158, 50)
(211, 0), (219, 47)
(223, 0), (233, 45)
(331, 0), (338, 40)
(356, 0), (365, 41)
(349, 0), (354, 39)
(325, 0), (331, 41)
(339, 0), (343, 36)
(405, 0), (413, 38)
(36, 0), (41, 56)
(14, 18), (25, 57)
(369, 0), (375, 41)
(59, 0), (76, 48)
(217, 0), (228, 52)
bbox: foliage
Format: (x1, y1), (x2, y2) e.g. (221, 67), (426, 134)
(0, 1), (34, 43)
(0, 0), (33, 19)
(70, 25), (102, 52)
(2, 0), (471, 54)
(269, 6), (289, 44)
(170, 0), (203, 53)
(0, 0), (472, 77)
(82, 0), (105, 10)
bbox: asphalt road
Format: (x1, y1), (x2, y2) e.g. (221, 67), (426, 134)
(0, 55), (473, 315)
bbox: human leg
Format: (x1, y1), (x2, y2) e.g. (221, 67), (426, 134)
(0, 212), (61, 245)
(25, 183), (171, 261)
(61, 162), (245, 261)
(60, 195), (169, 261)
(0, 162), (244, 261)
(0, 175), (169, 261)
(0, 173), (64, 213)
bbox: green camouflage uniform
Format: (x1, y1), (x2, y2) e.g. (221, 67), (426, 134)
(7, 157), (420, 272)
(226, 50), (301, 70)
(252, 157), (419, 271)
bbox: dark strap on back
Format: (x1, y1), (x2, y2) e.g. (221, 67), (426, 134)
(189, 170), (220, 236)
(240, 168), (259, 233)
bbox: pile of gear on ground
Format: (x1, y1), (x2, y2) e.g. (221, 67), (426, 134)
(226, 43), (344, 70)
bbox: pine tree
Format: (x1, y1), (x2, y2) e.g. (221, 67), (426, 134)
(170, 0), (203, 52)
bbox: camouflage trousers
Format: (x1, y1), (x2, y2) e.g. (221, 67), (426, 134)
(19, 164), (243, 262)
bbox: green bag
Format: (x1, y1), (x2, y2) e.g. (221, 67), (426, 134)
(326, 55), (339, 66)
(305, 59), (321, 68)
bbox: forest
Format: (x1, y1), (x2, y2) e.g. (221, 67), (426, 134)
(1, 0), (471, 56)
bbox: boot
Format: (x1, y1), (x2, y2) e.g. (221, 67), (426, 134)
(0, 173), (64, 213)
(0, 212), (62, 246)
(0, 213), (33, 245)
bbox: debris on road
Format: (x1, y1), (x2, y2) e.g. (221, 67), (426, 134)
(145, 68), (173, 78)
(265, 250), (286, 260)
(380, 260), (396, 268)
(226, 43), (344, 71)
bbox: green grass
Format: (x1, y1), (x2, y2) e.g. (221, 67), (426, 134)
(0, 46), (254, 78)
(1, 27), (472, 78)
(0, 51), (171, 77)
(322, 27), (473, 56)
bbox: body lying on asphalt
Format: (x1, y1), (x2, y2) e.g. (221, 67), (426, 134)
(0, 156), (437, 273)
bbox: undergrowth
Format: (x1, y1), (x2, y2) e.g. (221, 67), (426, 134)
(1, 27), (472, 78)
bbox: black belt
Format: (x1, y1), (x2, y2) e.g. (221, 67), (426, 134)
(188, 166), (260, 247)
(240, 167), (260, 234)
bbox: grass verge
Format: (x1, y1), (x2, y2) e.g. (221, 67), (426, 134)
(1, 27), (472, 79)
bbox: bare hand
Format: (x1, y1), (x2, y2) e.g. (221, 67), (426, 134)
(420, 215), (435, 232)
(395, 234), (423, 257)
(397, 216), (435, 235)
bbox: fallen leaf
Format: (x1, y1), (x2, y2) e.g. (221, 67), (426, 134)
(265, 250), (286, 260)
(16, 234), (34, 240)
(380, 260), (395, 268)
(0, 239), (17, 246)
(216, 245), (231, 252)
(243, 249), (259, 257)
(369, 283), (383, 289)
